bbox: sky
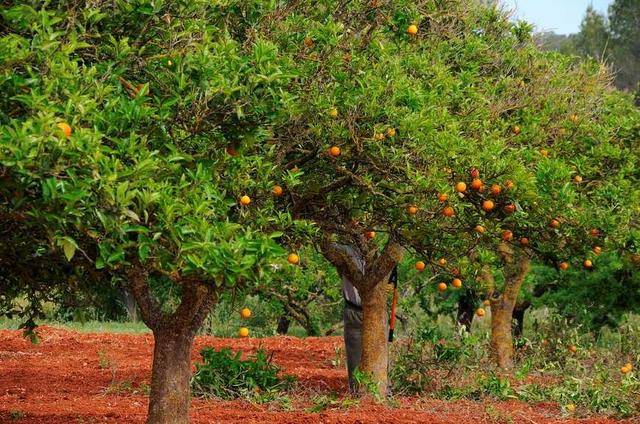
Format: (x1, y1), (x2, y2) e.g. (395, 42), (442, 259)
(500, 0), (614, 35)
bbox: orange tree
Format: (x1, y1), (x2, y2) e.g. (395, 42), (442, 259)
(256, 0), (640, 386)
(0, 2), (304, 423)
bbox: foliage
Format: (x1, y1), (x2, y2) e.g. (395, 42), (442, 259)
(191, 347), (295, 400)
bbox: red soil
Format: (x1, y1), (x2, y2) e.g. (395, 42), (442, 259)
(0, 327), (634, 424)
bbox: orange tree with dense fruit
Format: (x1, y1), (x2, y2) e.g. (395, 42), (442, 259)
(255, 0), (640, 386)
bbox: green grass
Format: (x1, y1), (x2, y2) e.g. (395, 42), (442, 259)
(0, 318), (150, 334)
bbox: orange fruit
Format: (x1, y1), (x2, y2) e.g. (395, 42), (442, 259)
(288, 253), (300, 265)
(226, 146), (238, 156)
(455, 182), (467, 193)
(483, 299), (491, 307)
(415, 261), (426, 271)
(590, 228), (600, 237)
(470, 168), (480, 179)
(438, 258), (447, 266)
(519, 237), (529, 247)
(437, 282), (447, 292)
(482, 200), (495, 212)
(568, 345), (577, 353)
(442, 206), (455, 217)
(540, 149), (549, 158)
(471, 178), (483, 191)
(512, 125), (521, 135)
(504, 180), (514, 190)
(240, 308), (251, 319)
(407, 205), (418, 215)
(549, 219), (560, 229)
(57, 122), (72, 138)
(501, 230), (513, 241)
(574, 175), (583, 183)
(238, 327), (249, 338)
(620, 366), (630, 374)
(329, 146), (341, 157)
(407, 24), (418, 35)
(503, 203), (515, 214)
(438, 193), (449, 203)
(386, 128), (396, 137)
(304, 37), (314, 47)
(476, 308), (485, 317)
(566, 403), (576, 413)
(374, 132), (386, 141)
(559, 262), (570, 271)
(475, 225), (486, 234)
(583, 259), (593, 269)
(490, 184), (501, 196)
(329, 107), (338, 118)
(365, 231), (376, 240)
(240, 195), (251, 206)
(592, 246), (602, 255)
(569, 114), (578, 123)
(272, 185), (284, 197)
(625, 362), (633, 370)
(451, 278), (462, 288)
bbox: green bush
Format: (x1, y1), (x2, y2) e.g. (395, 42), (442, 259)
(191, 347), (295, 400)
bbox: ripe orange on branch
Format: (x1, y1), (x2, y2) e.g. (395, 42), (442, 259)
(437, 258), (447, 266)
(407, 24), (418, 35)
(512, 125), (521, 135)
(442, 206), (455, 217)
(272, 185), (284, 197)
(471, 178), (483, 191)
(437, 282), (447, 292)
(451, 278), (462, 288)
(470, 168), (480, 179)
(328, 107), (338, 118)
(455, 182), (467, 193)
(482, 200), (495, 212)
(386, 128), (396, 137)
(483, 299), (491, 307)
(501, 230), (513, 241)
(475, 225), (486, 234)
(415, 261), (426, 271)
(559, 262), (570, 271)
(329, 146), (341, 157)
(519, 237), (529, 247)
(590, 228), (600, 237)
(438, 193), (449, 202)
(239, 195), (251, 206)
(504, 180), (514, 190)
(476, 308), (486, 317)
(549, 219), (561, 229)
(583, 259), (593, 269)
(240, 308), (251, 319)
(365, 231), (376, 240)
(287, 253), (300, 265)
(592, 246), (602, 255)
(407, 205), (418, 215)
(490, 184), (501, 195)
(238, 327), (249, 338)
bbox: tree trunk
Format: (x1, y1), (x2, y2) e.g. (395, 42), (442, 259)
(276, 315), (290, 335)
(456, 291), (475, 331)
(487, 246), (531, 370)
(128, 269), (217, 424)
(147, 329), (194, 424)
(359, 282), (388, 396)
(490, 299), (515, 369)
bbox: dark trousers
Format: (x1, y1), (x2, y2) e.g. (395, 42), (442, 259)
(343, 304), (363, 393)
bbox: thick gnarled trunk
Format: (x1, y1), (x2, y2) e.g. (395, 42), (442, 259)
(321, 238), (404, 397)
(360, 282), (389, 395)
(147, 330), (194, 424)
(128, 269), (217, 424)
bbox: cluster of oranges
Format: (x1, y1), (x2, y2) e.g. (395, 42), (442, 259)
(238, 307), (251, 338)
